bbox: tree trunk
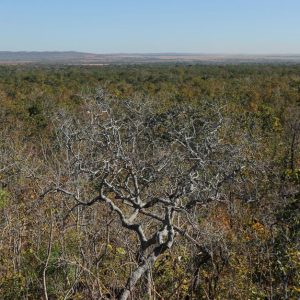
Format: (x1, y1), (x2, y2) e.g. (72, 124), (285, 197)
(119, 255), (155, 300)
(119, 241), (173, 300)
(145, 269), (153, 300)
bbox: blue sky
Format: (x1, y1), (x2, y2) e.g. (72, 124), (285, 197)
(1, 0), (300, 54)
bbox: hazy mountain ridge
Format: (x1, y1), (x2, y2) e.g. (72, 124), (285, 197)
(1, 51), (300, 64)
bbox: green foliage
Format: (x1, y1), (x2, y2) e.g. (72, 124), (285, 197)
(285, 168), (300, 183)
(0, 189), (9, 209)
(0, 273), (26, 300)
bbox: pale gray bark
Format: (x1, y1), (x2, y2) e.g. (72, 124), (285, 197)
(120, 226), (174, 300)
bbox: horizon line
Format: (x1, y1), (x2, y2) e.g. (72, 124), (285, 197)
(1, 50), (300, 56)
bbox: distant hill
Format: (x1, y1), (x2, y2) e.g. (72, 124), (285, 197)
(0, 51), (98, 63)
(1, 51), (300, 64)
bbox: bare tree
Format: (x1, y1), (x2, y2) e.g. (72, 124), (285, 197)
(42, 92), (254, 299)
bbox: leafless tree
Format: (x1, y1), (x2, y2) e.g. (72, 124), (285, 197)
(41, 92), (256, 299)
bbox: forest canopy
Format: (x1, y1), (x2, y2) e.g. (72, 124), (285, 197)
(0, 64), (299, 299)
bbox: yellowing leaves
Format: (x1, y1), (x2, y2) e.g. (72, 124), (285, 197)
(116, 247), (126, 255)
(251, 221), (269, 239)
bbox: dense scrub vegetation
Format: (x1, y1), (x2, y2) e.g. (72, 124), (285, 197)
(0, 64), (299, 299)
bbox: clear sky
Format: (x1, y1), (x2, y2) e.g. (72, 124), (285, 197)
(1, 0), (300, 54)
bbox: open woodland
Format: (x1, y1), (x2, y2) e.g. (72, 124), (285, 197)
(0, 64), (299, 299)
